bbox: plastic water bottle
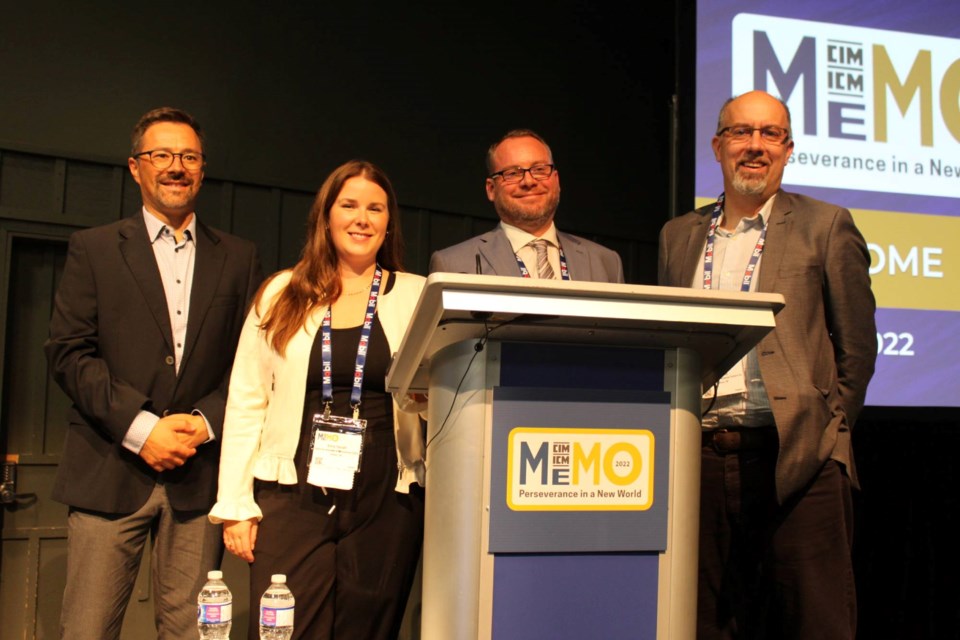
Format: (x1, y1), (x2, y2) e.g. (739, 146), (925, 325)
(197, 570), (232, 640)
(259, 574), (295, 640)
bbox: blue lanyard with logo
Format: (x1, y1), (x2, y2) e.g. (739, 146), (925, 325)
(702, 193), (768, 292)
(515, 243), (571, 280)
(320, 265), (382, 420)
(307, 265), (382, 491)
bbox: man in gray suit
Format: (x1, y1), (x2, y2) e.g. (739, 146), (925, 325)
(45, 107), (261, 639)
(659, 91), (876, 639)
(429, 129), (623, 282)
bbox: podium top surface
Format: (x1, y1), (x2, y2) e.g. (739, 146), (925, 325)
(386, 273), (785, 394)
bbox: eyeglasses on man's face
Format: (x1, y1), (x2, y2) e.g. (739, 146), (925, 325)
(489, 163), (556, 184)
(716, 126), (791, 145)
(133, 149), (206, 171)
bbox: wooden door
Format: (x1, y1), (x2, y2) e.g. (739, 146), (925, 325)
(0, 228), (159, 639)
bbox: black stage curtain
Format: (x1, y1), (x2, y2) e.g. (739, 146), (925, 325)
(854, 409), (960, 639)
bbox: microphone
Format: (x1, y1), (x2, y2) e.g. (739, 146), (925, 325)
(470, 254), (491, 320)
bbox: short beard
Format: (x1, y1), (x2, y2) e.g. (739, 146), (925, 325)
(156, 183), (198, 211)
(731, 172), (767, 197)
(495, 190), (560, 233)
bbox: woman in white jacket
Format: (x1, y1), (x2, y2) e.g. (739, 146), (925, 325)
(209, 160), (426, 639)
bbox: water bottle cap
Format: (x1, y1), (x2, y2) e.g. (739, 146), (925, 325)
(270, 574), (287, 583)
(207, 570), (223, 580)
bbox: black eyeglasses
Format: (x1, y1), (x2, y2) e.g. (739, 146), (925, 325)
(716, 126), (791, 144)
(133, 149), (206, 171)
(489, 163), (556, 183)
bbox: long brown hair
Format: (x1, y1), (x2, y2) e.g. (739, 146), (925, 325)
(257, 160), (405, 355)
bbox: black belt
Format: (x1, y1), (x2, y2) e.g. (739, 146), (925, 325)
(702, 427), (778, 453)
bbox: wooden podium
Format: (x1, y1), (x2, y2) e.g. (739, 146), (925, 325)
(386, 274), (784, 640)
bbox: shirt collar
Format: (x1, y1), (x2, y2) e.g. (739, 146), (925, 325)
(719, 192), (775, 233)
(500, 221), (560, 253)
(142, 208), (197, 244)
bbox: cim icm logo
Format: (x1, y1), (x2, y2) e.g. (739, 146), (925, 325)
(730, 14), (960, 197)
(506, 427), (654, 512)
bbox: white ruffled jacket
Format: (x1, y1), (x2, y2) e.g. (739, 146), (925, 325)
(209, 270), (426, 523)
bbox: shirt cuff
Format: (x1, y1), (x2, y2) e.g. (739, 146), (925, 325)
(193, 410), (215, 443)
(122, 410), (160, 454)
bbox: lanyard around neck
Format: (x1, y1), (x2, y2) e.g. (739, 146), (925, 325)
(515, 243), (571, 280)
(320, 266), (383, 420)
(702, 193), (768, 292)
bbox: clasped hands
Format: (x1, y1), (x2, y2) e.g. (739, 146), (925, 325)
(139, 413), (208, 472)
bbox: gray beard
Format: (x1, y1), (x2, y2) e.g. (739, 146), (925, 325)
(731, 172), (768, 197)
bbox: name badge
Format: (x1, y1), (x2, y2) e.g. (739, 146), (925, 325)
(306, 414), (366, 490)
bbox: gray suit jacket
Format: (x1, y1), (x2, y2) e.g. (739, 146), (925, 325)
(429, 225), (624, 283)
(45, 214), (262, 513)
(658, 190), (876, 502)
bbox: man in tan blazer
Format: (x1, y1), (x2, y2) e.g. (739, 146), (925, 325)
(658, 91), (876, 640)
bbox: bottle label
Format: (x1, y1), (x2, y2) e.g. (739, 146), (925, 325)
(261, 605), (294, 627)
(198, 603), (232, 623)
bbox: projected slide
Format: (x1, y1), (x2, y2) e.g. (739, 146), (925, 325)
(695, 0), (960, 407)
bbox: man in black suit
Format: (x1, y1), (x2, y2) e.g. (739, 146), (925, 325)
(45, 107), (262, 639)
(429, 129), (623, 282)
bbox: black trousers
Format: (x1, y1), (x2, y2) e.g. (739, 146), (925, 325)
(698, 446), (856, 640)
(249, 428), (424, 640)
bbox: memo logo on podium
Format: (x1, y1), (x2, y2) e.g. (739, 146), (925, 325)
(506, 426), (656, 511)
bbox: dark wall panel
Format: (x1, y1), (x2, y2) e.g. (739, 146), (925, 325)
(0, 154), (60, 215)
(0, 2), (680, 254)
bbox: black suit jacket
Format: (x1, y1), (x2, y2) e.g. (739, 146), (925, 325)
(45, 213), (262, 513)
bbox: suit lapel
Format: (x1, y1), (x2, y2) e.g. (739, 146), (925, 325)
(679, 210), (710, 288)
(557, 231), (589, 280)
(477, 227), (522, 276)
(180, 221), (226, 370)
(118, 215), (174, 353)
(758, 191), (793, 293)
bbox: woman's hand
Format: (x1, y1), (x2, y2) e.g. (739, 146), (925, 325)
(223, 518), (259, 563)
